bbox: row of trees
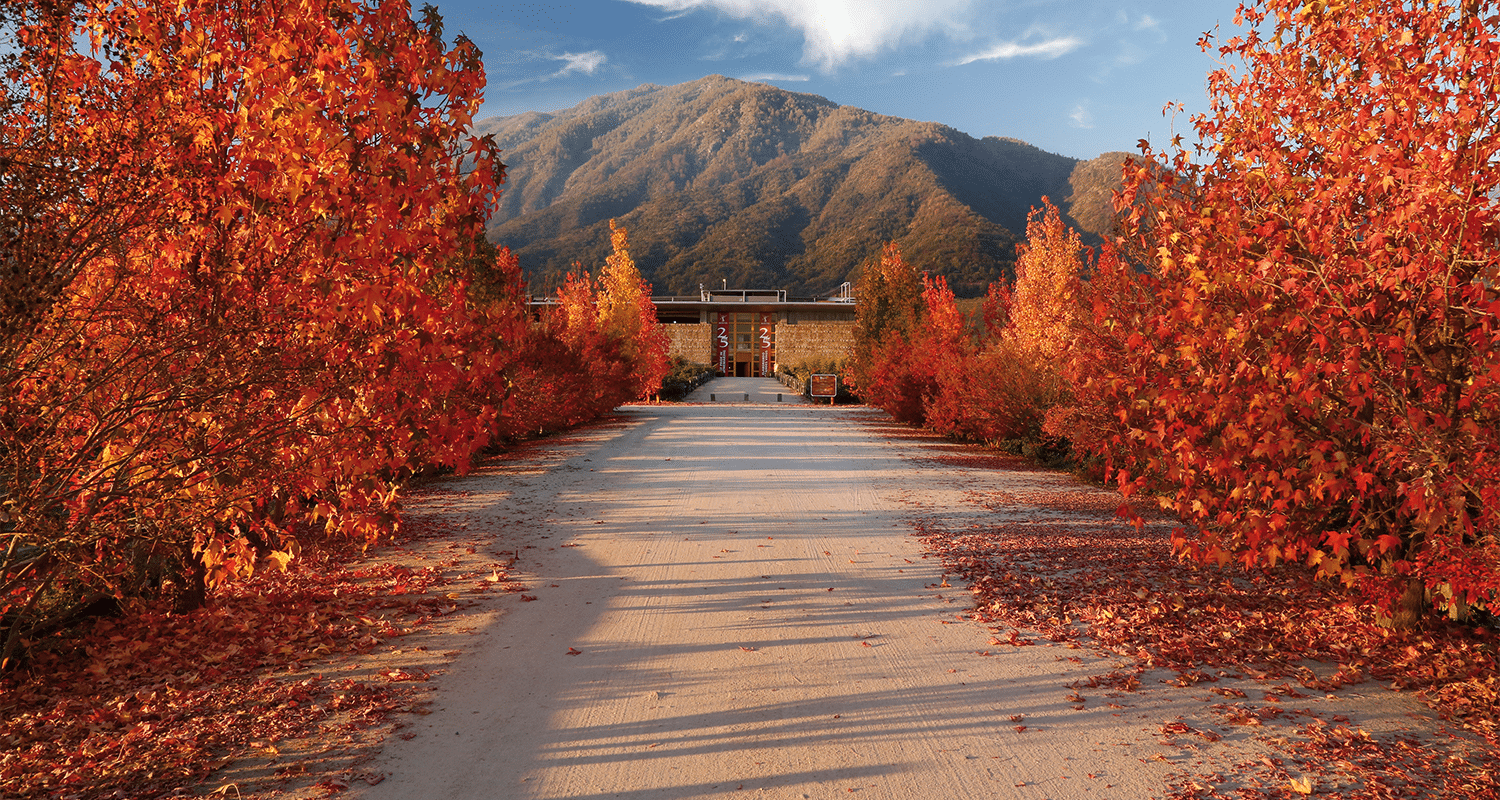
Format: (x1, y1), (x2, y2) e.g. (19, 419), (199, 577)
(845, 208), (1079, 461)
(848, 0), (1500, 623)
(0, 0), (667, 667)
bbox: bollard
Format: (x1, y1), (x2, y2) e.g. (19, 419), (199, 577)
(710, 393), (715, 401)
(777, 393), (782, 402)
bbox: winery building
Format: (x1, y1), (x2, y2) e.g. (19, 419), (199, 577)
(653, 287), (858, 377)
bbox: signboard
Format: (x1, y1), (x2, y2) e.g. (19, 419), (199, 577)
(713, 312), (730, 375)
(809, 374), (838, 398)
(757, 312), (774, 376)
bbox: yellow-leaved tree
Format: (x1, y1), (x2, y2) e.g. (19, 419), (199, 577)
(1005, 199), (1084, 362)
(928, 199), (1083, 451)
(596, 220), (671, 400)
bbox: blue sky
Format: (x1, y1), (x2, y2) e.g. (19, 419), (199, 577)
(434, 1), (1236, 160)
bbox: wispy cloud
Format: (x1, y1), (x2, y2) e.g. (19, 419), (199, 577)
(488, 50), (610, 90)
(625, 0), (974, 69)
(701, 31), (754, 61)
(1092, 11), (1165, 82)
(740, 72), (810, 82)
(955, 36), (1082, 65)
(553, 50), (607, 77)
(1111, 41), (1147, 69)
(1116, 10), (1166, 42)
(1069, 102), (1095, 129)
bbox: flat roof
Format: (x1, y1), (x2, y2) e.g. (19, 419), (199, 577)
(652, 299), (856, 312)
(528, 287), (857, 312)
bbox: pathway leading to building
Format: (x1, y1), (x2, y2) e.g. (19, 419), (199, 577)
(681, 376), (808, 404)
(352, 402), (1433, 800)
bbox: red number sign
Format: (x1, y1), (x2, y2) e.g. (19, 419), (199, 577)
(714, 312), (730, 375)
(758, 312), (773, 376)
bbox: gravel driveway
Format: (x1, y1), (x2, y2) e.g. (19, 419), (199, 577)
(351, 399), (1433, 800)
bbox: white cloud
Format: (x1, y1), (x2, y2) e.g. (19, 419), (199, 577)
(740, 72), (811, 82)
(626, 0), (975, 69)
(1112, 41), (1147, 68)
(1069, 102), (1094, 129)
(955, 36), (1082, 65)
(554, 50), (607, 76)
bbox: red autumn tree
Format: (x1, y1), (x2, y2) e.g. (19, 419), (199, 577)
(845, 242), (931, 423)
(961, 200), (1083, 449)
(544, 268), (630, 423)
(853, 214), (1084, 452)
(908, 273), (974, 436)
(1, 0), (505, 663)
(1044, 239), (1141, 477)
(1098, 0), (1500, 620)
(921, 200), (1087, 451)
(532, 220), (670, 423)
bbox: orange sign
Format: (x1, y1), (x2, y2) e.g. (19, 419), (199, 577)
(809, 374), (837, 397)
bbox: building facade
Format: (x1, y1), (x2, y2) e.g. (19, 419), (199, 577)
(653, 288), (858, 376)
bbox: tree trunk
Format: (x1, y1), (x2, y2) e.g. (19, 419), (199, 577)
(1385, 579), (1427, 630)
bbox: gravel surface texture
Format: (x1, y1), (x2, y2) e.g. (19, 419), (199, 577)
(348, 386), (1438, 800)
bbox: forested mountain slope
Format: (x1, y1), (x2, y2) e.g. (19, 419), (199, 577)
(479, 75), (1129, 297)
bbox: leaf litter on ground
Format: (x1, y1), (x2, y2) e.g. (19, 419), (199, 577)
(862, 417), (1500, 800)
(0, 485), (529, 800)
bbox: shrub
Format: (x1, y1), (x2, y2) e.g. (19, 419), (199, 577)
(658, 357), (715, 401)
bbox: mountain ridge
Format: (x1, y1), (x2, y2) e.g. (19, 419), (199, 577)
(480, 75), (1129, 297)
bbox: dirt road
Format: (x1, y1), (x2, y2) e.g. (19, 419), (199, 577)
(352, 390), (1432, 799)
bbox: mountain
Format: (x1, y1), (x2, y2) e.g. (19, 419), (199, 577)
(479, 75), (1129, 298)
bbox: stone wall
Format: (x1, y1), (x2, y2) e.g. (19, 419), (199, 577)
(663, 323), (712, 364)
(660, 316), (855, 371)
(775, 320), (855, 368)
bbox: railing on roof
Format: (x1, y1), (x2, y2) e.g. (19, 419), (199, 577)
(699, 288), (786, 303)
(558, 288), (859, 305)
